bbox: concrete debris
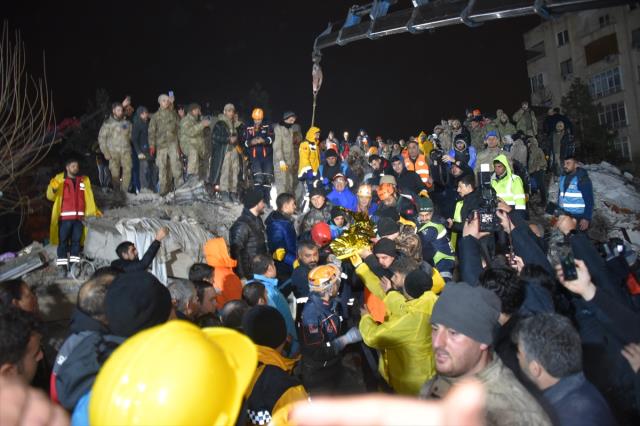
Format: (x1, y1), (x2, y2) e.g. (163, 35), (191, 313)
(0, 242), (48, 281)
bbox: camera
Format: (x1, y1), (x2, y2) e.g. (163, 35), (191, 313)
(560, 251), (578, 281)
(429, 148), (444, 163)
(477, 164), (501, 233)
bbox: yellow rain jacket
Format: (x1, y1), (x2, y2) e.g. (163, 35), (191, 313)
(297, 127), (321, 179)
(46, 173), (98, 245)
(359, 281), (438, 395)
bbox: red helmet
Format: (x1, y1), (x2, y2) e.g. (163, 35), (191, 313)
(311, 222), (332, 247)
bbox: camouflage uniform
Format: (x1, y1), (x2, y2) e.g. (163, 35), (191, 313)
(273, 123), (297, 194)
(149, 108), (181, 194)
(98, 116), (132, 191)
(179, 114), (208, 178)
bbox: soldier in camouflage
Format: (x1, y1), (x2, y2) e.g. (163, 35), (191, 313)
(273, 111), (298, 195)
(149, 94), (182, 195)
(178, 103), (211, 181)
(98, 102), (132, 192)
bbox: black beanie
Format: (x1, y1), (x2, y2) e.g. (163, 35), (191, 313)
(309, 186), (326, 198)
(373, 237), (397, 257)
(325, 149), (338, 159)
(243, 188), (264, 209)
(404, 268), (433, 299)
(331, 205), (345, 220)
(377, 217), (400, 237)
(242, 306), (287, 349)
(106, 271), (172, 338)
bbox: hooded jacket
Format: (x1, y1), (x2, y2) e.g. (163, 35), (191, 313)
(131, 107), (150, 157)
(327, 187), (358, 212)
(298, 127), (321, 180)
(360, 288), (438, 395)
(528, 138), (547, 174)
(265, 210), (297, 269)
(558, 168), (593, 221)
(229, 209), (268, 279)
(46, 172), (98, 245)
(491, 154), (526, 210)
(447, 140), (477, 169)
(204, 237), (243, 309)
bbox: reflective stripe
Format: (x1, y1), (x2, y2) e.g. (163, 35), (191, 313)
(296, 297), (309, 304)
(561, 203), (586, 208)
(416, 168), (430, 174)
(560, 192), (583, 198)
(56, 259), (68, 266)
(60, 211), (78, 217)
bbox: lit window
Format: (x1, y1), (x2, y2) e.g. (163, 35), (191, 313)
(589, 67), (622, 98)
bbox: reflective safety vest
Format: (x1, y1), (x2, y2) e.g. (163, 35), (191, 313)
(491, 174), (526, 210)
(60, 176), (87, 221)
(404, 154), (431, 188)
(558, 174), (586, 215)
(451, 200), (463, 250)
(418, 221), (455, 265)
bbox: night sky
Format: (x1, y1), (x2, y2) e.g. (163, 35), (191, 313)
(5, 0), (541, 138)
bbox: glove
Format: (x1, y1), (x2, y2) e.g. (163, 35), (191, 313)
(349, 253), (363, 268)
(419, 190), (428, 198)
(149, 146), (156, 157)
(96, 210), (103, 217)
(321, 177), (329, 186)
(279, 161), (288, 172)
(49, 178), (60, 190)
(273, 248), (286, 262)
(138, 153), (146, 160)
(330, 327), (363, 354)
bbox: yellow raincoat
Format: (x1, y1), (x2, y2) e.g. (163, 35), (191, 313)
(297, 127), (321, 179)
(46, 173), (98, 245)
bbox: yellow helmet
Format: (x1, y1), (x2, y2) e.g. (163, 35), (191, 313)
(357, 184), (373, 198)
(308, 264), (341, 291)
(251, 108), (264, 121)
(89, 321), (257, 426)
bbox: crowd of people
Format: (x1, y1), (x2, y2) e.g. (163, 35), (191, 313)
(1, 99), (639, 426)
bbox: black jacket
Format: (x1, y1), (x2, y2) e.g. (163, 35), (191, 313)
(131, 113), (150, 156)
(110, 240), (161, 273)
(450, 189), (483, 234)
(393, 168), (427, 196)
(229, 209), (268, 279)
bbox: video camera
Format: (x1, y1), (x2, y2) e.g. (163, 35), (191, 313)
(476, 164), (501, 232)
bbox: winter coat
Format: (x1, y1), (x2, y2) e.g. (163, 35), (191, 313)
(513, 108), (538, 136)
(178, 113), (207, 155)
(491, 154), (526, 211)
(558, 168), (593, 221)
(506, 138), (528, 171)
(447, 144), (477, 169)
(359, 288), (438, 395)
(148, 108), (179, 149)
(300, 201), (333, 234)
(300, 293), (344, 366)
(528, 139), (547, 173)
(469, 124), (488, 152)
(98, 116), (132, 158)
(245, 345), (307, 425)
(475, 147), (512, 173)
(204, 237), (243, 310)
(229, 209), (268, 279)
(110, 240), (160, 273)
(393, 168), (427, 196)
(46, 173), (98, 245)
(327, 187), (358, 211)
(131, 110), (150, 157)
(244, 122), (274, 159)
(298, 127), (321, 180)
(265, 210), (297, 270)
(403, 153), (431, 187)
(273, 123), (297, 171)
(496, 116), (517, 140)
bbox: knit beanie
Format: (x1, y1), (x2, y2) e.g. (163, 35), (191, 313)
(331, 205), (345, 220)
(309, 186), (326, 199)
(243, 188), (264, 209)
(377, 217), (400, 237)
(242, 306), (287, 349)
(373, 238), (397, 257)
(106, 271), (172, 338)
(404, 268), (433, 298)
(325, 149), (338, 159)
(431, 282), (501, 345)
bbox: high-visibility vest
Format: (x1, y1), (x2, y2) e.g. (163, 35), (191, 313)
(451, 200), (463, 250)
(404, 154), (431, 187)
(418, 222), (455, 265)
(60, 177), (87, 221)
(558, 174), (586, 215)
(491, 174), (526, 210)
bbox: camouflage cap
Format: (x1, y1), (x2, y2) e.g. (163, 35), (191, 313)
(157, 94), (169, 104)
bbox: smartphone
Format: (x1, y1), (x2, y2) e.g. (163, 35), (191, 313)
(168, 90), (174, 98)
(560, 253), (578, 281)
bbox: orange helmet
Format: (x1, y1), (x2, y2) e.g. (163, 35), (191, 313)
(377, 183), (395, 201)
(472, 109), (482, 117)
(357, 184), (373, 198)
(251, 108), (264, 121)
(308, 264), (341, 291)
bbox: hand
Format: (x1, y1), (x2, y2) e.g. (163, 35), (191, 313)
(273, 248), (286, 262)
(202, 119), (211, 127)
(579, 218), (590, 231)
(349, 253), (363, 268)
(555, 259), (596, 301)
(446, 218), (453, 229)
(442, 155), (454, 163)
(95, 210), (103, 217)
(149, 146), (156, 157)
(357, 246), (372, 260)
(49, 177), (60, 190)
(0, 376), (70, 426)
(505, 254), (524, 273)
(497, 201), (512, 213)
(279, 161), (288, 172)
(122, 96), (131, 107)
(496, 209), (513, 234)
(290, 379), (486, 426)
(621, 343), (640, 374)
(462, 212), (490, 239)
(380, 276), (393, 293)
(103, 153), (111, 161)
(155, 226), (169, 241)
(556, 215), (577, 236)
(137, 153), (146, 160)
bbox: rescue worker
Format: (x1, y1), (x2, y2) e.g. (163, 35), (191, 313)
(416, 198), (455, 281)
(97, 102), (132, 192)
(491, 154), (527, 214)
(391, 155), (428, 197)
(298, 127), (321, 208)
(513, 101), (538, 137)
(46, 158), (99, 276)
(273, 111), (298, 195)
(403, 140), (432, 189)
(300, 264), (362, 394)
(210, 103), (242, 203)
(356, 184), (378, 217)
(558, 155), (593, 231)
(178, 103), (210, 181)
(148, 94), (182, 195)
(475, 130), (511, 173)
(245, 108), (275, 203)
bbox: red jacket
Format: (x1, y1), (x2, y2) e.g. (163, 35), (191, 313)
(60, 176), (87, 221)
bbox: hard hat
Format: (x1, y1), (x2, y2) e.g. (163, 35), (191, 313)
(357, 184), (372, 198)
(472, 108), (482, 117)
(89, 321), (257, 426)
(377, 183), (395, 201)
(308, 264), (341, 291)
(311, 222), (332, 247)
(251, 108), (264, 121)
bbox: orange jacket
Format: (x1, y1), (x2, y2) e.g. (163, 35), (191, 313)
(403, 152), (431, 188)
(204, 238), (243, 310)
